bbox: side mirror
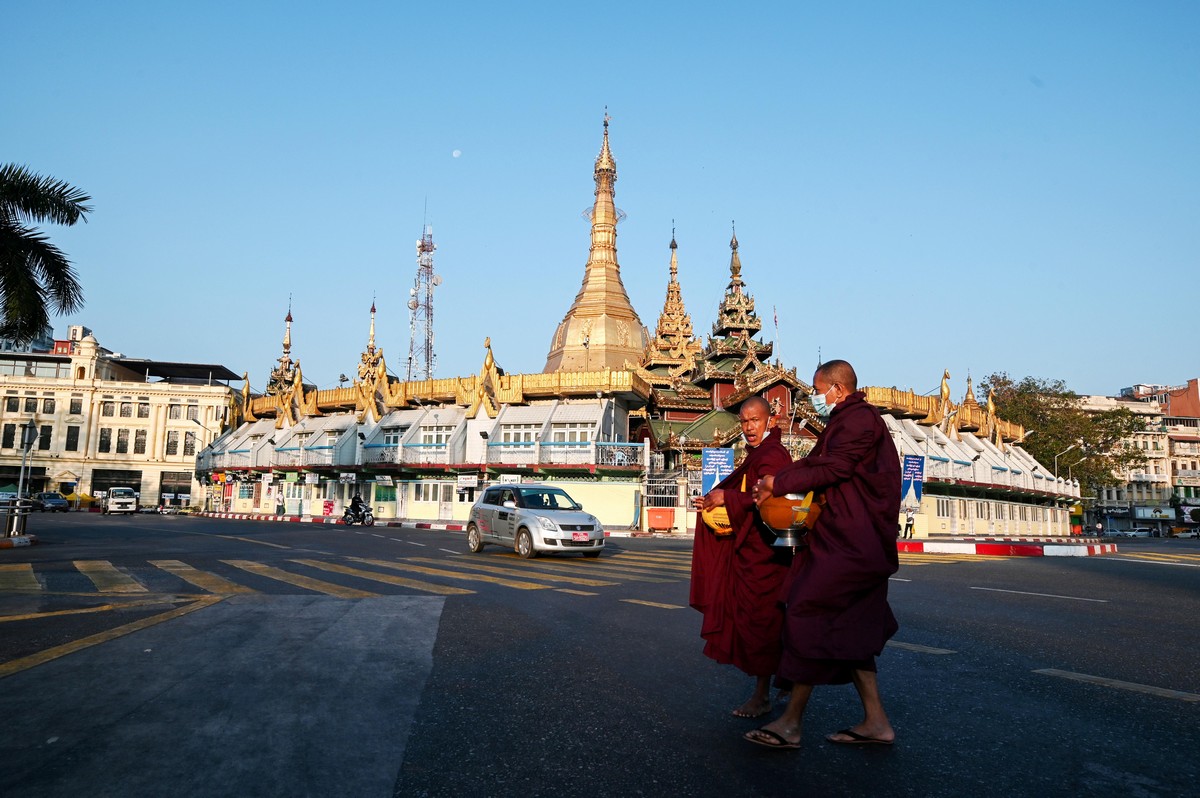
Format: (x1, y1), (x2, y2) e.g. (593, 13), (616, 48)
(503, 500), (517, 509)
(575, 503), (584, 510)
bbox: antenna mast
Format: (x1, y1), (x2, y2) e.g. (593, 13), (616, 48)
(406, 225), (440, 381)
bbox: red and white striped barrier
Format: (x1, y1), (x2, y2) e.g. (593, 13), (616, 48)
(898, 539), (1118, 557)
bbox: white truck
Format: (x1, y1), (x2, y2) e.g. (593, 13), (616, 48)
(104, 487), (138, 515)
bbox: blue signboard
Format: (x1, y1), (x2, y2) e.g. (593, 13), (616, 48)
(901, 454), (925, 505)
(701, 448), (736, 496)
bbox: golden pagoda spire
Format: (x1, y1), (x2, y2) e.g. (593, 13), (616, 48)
(265, 304), (298, 396)
(544, 114), (647, 372)
(638, 229), (702, 380)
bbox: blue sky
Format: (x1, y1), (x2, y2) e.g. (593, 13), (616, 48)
(6, 1), (1197, 398)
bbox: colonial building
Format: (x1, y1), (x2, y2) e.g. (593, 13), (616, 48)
(196, 118), (1077, 536)
(0, 325), (238, 507)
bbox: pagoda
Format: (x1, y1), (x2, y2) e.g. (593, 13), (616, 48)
(544, 115), (648, 372)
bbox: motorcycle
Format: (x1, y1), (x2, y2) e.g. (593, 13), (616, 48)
(342, 505), (375, 527)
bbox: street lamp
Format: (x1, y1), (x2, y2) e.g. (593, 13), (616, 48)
(1067, 456), (1086, 482)
(1054, 441), (1082, 481)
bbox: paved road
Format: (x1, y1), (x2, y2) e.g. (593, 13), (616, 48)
(1, 515), (1197, 797)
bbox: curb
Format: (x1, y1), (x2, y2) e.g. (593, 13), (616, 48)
(898, 539), (1118, 557)
(0, 534), (38, 548)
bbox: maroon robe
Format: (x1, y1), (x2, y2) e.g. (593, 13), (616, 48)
(771, 391), (901, 684)
(689, 430), (793, 677)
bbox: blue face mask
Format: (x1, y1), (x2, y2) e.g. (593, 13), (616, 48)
(810, 390), (836, 418)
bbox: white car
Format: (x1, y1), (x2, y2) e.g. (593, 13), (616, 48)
(1122, 527), (1152, 538)
(467, 484), (604, 559)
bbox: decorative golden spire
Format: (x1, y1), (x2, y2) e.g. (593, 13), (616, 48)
(638, 230), (702, 380)
(698, 226), (771, 381)
(266, 306), (298, 396)
(544, 115), (647, 372)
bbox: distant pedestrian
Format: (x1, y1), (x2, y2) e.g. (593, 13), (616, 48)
(903, 506), (915, 539)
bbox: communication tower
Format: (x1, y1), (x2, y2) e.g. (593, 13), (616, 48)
(406, 225), (441, 381)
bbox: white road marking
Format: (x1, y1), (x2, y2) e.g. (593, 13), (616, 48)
(889, 577), (912, 582)
(887, 641), (956, 655)
(1035, 669), (1200, 702)
(438, 548), (458, 555)
(970, 586), (1107, 602)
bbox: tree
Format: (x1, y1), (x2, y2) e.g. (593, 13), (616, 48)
(979, 373), (1147, 496)
(0, 164), (91, 342)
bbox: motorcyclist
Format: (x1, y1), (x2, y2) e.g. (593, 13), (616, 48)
(348, 493), (365, 522)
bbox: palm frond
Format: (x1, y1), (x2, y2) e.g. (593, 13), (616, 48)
(0, 163), (92, 226)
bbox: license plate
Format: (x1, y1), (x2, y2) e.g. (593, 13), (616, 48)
(572, 532), (589, 542)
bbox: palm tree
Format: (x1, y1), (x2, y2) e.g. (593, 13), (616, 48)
(0, 164), (91, 342)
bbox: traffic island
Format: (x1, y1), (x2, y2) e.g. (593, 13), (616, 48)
(0, 534), (38, 548)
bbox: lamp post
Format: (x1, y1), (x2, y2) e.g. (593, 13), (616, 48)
(10, 420), (40, 536)
(1054, 442), (1080, 481)
(1067, 456), (1086, 482)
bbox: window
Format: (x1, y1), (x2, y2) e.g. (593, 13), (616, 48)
(133, 429), (146, 454)
(116, 429), (130, 454)
(24, 397), (37, 413)
(42, 398), (55, 414)
(183, 431), (196, 456)
(99, 428), (112, 453)
(65, 425), (80, 451)
(383, 426), (408, 445)
(138, 403), (150, 418)
(5, 397), (17, 413)
(69, 396), (83, 414)
(168, 404), (181, 420)
(500, 423), (539, 443)
(374, 485), (397, 502)
(1, 424), (14, 448)
(551, 422), (592, 443)
(421, 425), (453, 445)
(120, 402), (133, 418)
(101, 401), (115, 416)
(936, 498), (951, 517)
(414, 482), (451, 502)
(186, 405), (199, 420)
(238, 482), (254, 499)
(165, 430), (179, 456)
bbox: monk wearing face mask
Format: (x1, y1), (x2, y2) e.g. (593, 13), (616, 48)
(746, 359), (902, 750)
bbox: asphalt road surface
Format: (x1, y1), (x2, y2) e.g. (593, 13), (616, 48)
(1, 514), (1197, 797)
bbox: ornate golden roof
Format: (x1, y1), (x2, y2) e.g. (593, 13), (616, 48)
(544, 115), (647, 373)
(638, 232), (703, 383)
(697, 229), (772, 382)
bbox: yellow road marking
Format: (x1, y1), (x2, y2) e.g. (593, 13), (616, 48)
(0, 597), (191, 624)
(548, 555), (692, 574)
(222, 560), (378, 598)
(478, 557), (676, 583)
(74, 560), (148, 593)
(554, 589), (598, 596)
(0, 563), (39, 591)
(292, 560), (473, 596)
(887, 640), (957, 655)
(149, 560), (258, 595)
(409, 557), (618, 587)
(1035, 668), (1200, 703)
(348, 557), (552, 590)
(0, 596), (222, 680)
(620, 599), (685, 609)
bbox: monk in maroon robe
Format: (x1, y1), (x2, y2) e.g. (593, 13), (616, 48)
(745, 360), (901, 750)
(689, 396), (793, 718)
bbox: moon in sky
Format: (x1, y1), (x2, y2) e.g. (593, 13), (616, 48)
(452, 149), (462, 158)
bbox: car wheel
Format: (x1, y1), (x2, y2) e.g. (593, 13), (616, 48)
(583, 551), (601, 558)
(467, 524), (485, 553)
(516, 528), (536, 559)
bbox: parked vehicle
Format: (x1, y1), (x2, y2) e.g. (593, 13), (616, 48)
(104, 487), (138, 515)
(467, 483), (604, 559)
(342, 506), (375, 526)
(32, 491), (69, 512)
(1173, 529), (1199, 539)
(1122, 527), (1152, 538)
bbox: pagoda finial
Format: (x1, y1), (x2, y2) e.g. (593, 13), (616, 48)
(595, 109), (616, 174)
(729, 222), (743, 283)
(368, 300), (377, 351)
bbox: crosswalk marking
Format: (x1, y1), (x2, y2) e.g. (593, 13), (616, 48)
(480, 556), (677, 583)
(222, 560), (379, 598)
(0, 563), (40, 592)
(899, 553), (1010, 566)
(1115, 552), (1200, 567)
(347, 557), (553, 590)
(74, 560), (148, 593)
(410, 557), (619, 587)
(149, 560), (258, 595)
(621, 599), (685, 609)
(292, 559), (474, 596)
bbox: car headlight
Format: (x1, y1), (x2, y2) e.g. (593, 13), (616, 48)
(538, 515), (557, 531)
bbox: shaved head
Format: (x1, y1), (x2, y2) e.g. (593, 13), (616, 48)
(814, 359), (858, 391)
(739, 395), (772, 417)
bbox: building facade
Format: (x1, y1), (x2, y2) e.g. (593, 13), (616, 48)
(0, 325), (238, 507)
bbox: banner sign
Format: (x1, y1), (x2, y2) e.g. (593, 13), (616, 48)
(901, 455), (925, 505)
(701, 448), (736, 496)
(375, 475), (394, 486)
(456, 474), (479, 488)
(339, 473), (357, 484)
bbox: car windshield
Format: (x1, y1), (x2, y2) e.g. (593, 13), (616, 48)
(110, 488), (135, 498)
(518, 489), (580, 511)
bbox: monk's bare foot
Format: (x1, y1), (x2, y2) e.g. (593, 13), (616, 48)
(825, 724), (895, 745)
(744, 718), (802, 748)
(730, 697), (771, 718)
